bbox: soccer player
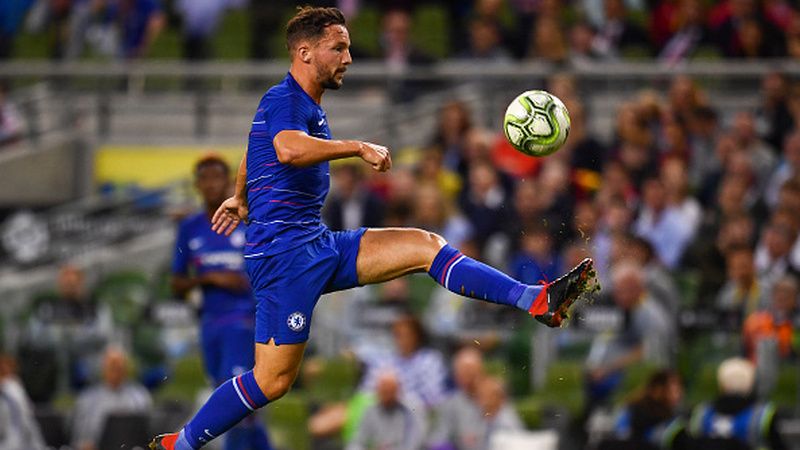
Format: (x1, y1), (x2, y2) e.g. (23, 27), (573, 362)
(150, 7), (596, 450)
(171, 155), (272, 450)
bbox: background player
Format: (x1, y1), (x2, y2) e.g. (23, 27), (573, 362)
(171, 155), (272, 450)
(150, 7), (595, 450)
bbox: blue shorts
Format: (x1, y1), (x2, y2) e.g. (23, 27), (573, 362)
(245, 227), (366, 345)
(200, 315), (256, 385)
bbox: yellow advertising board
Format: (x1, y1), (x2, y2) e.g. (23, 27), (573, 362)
(95, 146), (245, 188)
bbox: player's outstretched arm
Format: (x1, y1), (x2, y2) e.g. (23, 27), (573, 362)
(274, 130), (391, 171)
(212, 153), (249, 236)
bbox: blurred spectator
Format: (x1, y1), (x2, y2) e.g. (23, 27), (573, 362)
(118, 0), (165, 59)
(686, 213), (755, 302)
(64, 0), (118, 59)
(765, 130), (800, 208)
(428, 347), (485, 450)
(418, 147), (463, 201)
(430, 100), (473, 173)
(29, 263), (114, 392)
(475, 375), (524, 446)
(460, 18), (512, 62)
(411, 183), (472, 249)
(667, 75), (707, 125)
(661, 157), (701, 240)
(71, 346), (153, 450)
(591, 0), (652, 59)
(711, 0), (786, 58)
(359, 314), (447, 409)
(716, 245), (767, 328)
(324, 163), (385, 230)
(379, 8), (434, 70)
(475, 0), (523, 58)
(621, 235), (681, 319)
(562, 99), (607, 192)
(528, 16), (568, 63)
(248, 0), (290, 59)
(0, 353), (46, 450)
(568, 21), (602, 65)
(612, 102), (658, 189)
(757, 72), (794, 153)
(657, 0), (711, 65)
(730, 111), (777, 191)
(176, 0), (230, 60)
(347, 369), (426, 450)
(634, 177), (695, 269)
(686, 106), (720, 188)
(0, 84), (23, 145)
(602, 369), (690, 450)
(458, 160), (508, 250)
(511, 223), (561, 285)
(786, 10), (800, 58)
(754, 222), (799, 290)
(688, 357), (787, 450)
(0, 0), (35, 59)
(743, 274), (799, 361)
(593, 197), (634, 287)
(585, 263), (674, 414)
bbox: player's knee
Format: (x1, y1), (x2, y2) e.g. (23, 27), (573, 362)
(412, 228), (446, 252)
(253, 369), (294, 401)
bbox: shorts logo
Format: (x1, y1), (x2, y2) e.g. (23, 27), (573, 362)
(287, 311), (307, 332)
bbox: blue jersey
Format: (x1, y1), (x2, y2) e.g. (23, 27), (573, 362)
(173, 212), (255, 322)
(244, 73), (332, 259)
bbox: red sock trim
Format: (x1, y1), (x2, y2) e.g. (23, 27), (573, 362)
(528, 285), (550, 316)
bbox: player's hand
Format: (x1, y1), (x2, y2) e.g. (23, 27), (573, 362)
(358, 142), (392, 172)
(200, 271), (250, 292)
(211, 195), (248, 236)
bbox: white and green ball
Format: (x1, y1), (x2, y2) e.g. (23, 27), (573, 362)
(503, 90), (570, 157)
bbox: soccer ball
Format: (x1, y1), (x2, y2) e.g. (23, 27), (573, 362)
(503, 90), (570, 157)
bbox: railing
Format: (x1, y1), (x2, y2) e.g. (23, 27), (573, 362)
(0, 59), (793, 146)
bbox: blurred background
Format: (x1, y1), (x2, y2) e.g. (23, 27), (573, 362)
(0, 0), (799, 449)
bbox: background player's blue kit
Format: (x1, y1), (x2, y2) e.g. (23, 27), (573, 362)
(173, 212), (272, 450)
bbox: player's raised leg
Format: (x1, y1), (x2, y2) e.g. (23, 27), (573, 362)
(356, 228), (596, 327)
(150, 341), (305, 450)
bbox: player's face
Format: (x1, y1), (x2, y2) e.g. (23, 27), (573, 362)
(312, 24), (352, 90)
(195, 164), (230, 209)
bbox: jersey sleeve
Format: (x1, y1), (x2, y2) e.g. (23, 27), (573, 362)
(267, 94), (311, 138)
(172, 221), (190, 276)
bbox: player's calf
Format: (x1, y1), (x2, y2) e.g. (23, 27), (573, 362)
(427, 244), (597, 327)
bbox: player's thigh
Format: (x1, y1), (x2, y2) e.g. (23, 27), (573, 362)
(356, 227), (446, 285)
(252, 339), (307, 400)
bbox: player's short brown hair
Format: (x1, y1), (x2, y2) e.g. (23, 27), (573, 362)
(286, 6), (346, 51)
(194, 153), (230, 177)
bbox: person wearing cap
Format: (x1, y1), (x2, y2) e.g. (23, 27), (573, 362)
(688, 357), (787, 450)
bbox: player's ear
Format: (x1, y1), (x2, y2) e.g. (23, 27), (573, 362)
(297, 42), (312, 64)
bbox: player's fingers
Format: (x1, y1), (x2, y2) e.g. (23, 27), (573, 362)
(216, 216), (232, 235)
(211, 207), (225, 231)
(224, 218), (239, 236)
(384, 152), (392, 171)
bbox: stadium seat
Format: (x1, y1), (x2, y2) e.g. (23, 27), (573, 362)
(99, 413), (151, 450)
(35, 408), (69, 448)
(690, 436), (751, 450)
(94, 270), (151, 325)
(596, 438), (660, 450)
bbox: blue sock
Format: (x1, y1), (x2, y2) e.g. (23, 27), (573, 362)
(428, 245), (544, 312)
(176, 370), (269, 450)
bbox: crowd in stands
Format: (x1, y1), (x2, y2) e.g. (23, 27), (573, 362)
(1, 2), (800, 449)
(6, 0), (800, 62)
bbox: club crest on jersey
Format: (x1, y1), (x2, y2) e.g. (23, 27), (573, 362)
(287, 311), (306, 332)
